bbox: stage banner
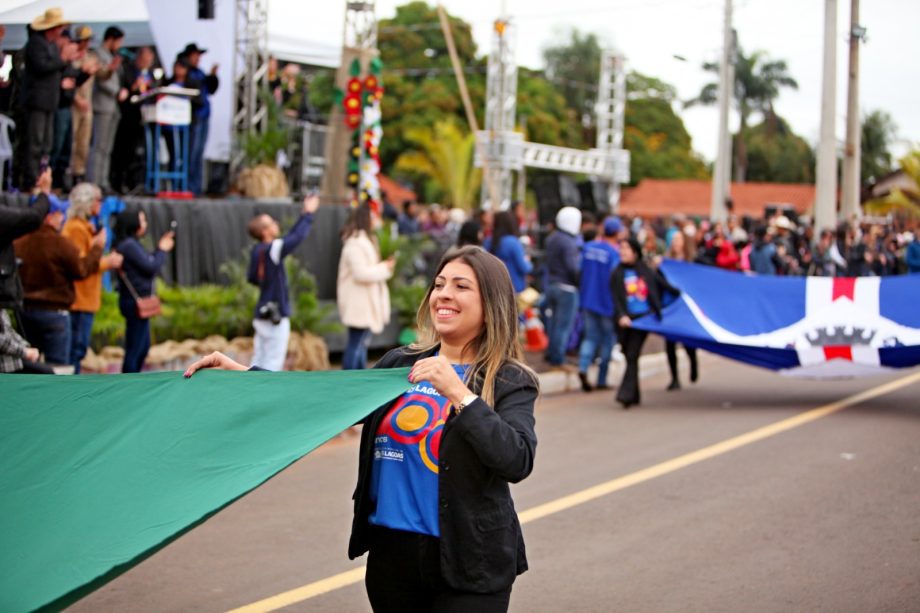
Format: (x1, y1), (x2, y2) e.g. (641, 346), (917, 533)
(631, 260), (920, 378)
(0, 368), (411, 612)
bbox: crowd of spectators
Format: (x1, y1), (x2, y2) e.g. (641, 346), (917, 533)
(0, 8), (218, 196)
(0, 168), (173, 374)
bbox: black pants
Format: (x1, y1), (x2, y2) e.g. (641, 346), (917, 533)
(616, 327), (648, 406)
(24, 109), (55, 188)
(666, 341), (697, 383)
(365, 526), (512, 613)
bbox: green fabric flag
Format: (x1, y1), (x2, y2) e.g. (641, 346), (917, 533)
(0, 368), (411, 612)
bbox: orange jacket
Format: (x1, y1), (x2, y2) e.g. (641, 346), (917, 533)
(61, 217), (112, 312)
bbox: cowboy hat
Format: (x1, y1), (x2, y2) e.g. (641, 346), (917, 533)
(773, 215), (795, 230)
(74, 25), (93, 42)
(31, 8), (68, 31)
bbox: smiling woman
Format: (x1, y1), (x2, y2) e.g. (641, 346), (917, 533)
(184, 245), (539, 612)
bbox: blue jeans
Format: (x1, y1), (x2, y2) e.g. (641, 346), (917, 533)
(69, 311), (95, 374)
(578, 310), (616, 387)
(20, 308), (71, 366)
(343, 327), (372, 370)
(188, 118), (209, 195)
(544, 284), (579, 365)
(122, 311), (151, 373)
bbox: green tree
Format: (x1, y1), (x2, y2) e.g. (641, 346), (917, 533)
(687, 45), (798, 181)
(743, 116), (815, 183)
(394, 119), (481, 208)
(542, 28), (604, 133)
(864, 150), (920, 219)
(376, 2), (486, 172)
(517, 67), (585, 148)
(861, 109), (898, 186)
(624, 71), (708, 184)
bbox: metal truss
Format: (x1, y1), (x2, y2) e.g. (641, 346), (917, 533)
(479, 17), (518, 209)
(595, 50), (629, 208)
(521, 142), (630, 183)
(476, 24), (630, 210)
(231, 0), (269, 174)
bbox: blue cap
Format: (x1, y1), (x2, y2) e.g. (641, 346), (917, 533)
(47, 194), (70, 215)
(603, 216), (622, 236)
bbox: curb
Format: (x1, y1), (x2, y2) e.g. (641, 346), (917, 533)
(535, 352), (669, 397)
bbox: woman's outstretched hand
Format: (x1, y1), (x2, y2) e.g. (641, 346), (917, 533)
(184, 351), (248, 378)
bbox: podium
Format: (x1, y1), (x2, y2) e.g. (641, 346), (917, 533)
(140, 86), (199, 196)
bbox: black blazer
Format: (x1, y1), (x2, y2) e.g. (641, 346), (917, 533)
(610, 261), (678, 321)
(348, 345), (539, 594)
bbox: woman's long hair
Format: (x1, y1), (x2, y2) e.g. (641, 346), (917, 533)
(340, 204), (375, 244)
(410, 245), (537, 407)
(456, 220), (481, 247)
(489, 211), (518, 255)
(113, 210), (142, 247)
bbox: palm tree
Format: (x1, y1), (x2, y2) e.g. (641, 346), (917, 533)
(686, 46), (798, 182)
(394, 120), (481, 209)
(864, 150), (920, 219)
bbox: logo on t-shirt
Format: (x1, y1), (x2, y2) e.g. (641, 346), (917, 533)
(375, 386), (449, 474)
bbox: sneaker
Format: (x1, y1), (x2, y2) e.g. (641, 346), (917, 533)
(666, 379), (681, 391)
(578, 371), (593, 392)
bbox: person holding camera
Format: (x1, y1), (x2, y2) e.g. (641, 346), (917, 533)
(113, 209), (174, 373)
(246, 193), (320, 371)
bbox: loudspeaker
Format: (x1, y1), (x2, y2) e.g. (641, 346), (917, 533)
(198, 0), (215, 19)
(578, 179), (610, 217)
(534, 175), (581, 226)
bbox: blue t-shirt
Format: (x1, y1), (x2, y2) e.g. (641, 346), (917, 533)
(484, 235), (532, 293)
(579, 240), (620, 316)
(622, 268), (650, 316)
(369, 364), (467, 536)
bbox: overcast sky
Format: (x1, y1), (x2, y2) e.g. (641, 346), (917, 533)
(280, 0), (919, 165)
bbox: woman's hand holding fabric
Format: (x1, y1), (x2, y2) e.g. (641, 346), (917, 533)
(408, 355), (472, 409)
(183, 351), (248, 378)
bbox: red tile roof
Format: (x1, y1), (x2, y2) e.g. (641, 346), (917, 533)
(619, 179), (816, 218)
(379, 175), (417, 205)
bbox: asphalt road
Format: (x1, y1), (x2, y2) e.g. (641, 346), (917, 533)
(68, 354), (920, 612)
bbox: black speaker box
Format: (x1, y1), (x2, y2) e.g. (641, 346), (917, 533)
(198, 0), (215, 20)
(534, 175), (581, 226)
(578, 179), (610, 217)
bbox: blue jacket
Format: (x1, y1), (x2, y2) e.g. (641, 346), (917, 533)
(907, 240), (920, 274)
(188, 67), (219, 119)
(749, 242), (777, 275)
(116, 238), (166, 306)
(579, 240), (620, 316)
(544, 230), (581, 287)
(484, 235), (532, 293)
(247, 213), (313, 318)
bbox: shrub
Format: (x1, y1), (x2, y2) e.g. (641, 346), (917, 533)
(91, 253), (339, 351)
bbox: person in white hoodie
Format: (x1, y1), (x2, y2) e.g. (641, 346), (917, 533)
(543, 206), (582, 366)
(337, 205), (395, 369)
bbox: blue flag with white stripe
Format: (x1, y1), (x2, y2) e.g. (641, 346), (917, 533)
(631, 260), (920, 377)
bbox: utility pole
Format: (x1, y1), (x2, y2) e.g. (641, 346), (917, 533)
(841, 0), (863, 220)
(724, 28), (736, 195)
(815, 0), (838, 233)
(710, 0), (732, 222)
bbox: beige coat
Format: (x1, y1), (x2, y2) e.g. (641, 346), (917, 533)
(337, 231), (392, 333)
